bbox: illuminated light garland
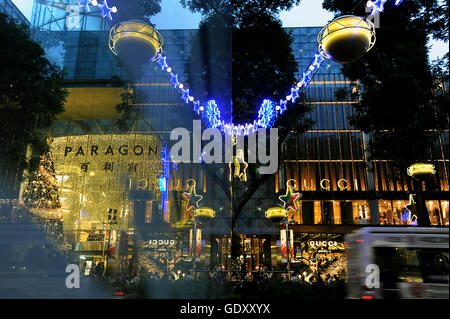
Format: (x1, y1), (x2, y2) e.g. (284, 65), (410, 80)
(77, 0), (118, 21)
(367, 0), (388, 16)
(181, 88), (192, 104)
(78, 0), (92, 12)
(154, 50), (322, 136)
(159, 141), (177, 220)
(104, 1), (406, 135)
(157, 55), (168, 70)
(170, 73), (180, 88)
(96, 0), (117, 21)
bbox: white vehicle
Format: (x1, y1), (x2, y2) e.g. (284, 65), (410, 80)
(345, 227), (449, 299)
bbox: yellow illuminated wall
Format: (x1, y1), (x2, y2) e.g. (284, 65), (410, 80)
(50, 134), (163, 234)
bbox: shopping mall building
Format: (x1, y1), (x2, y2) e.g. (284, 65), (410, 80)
(1, 0), (448, 277)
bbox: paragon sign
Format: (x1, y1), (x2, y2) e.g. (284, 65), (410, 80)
(64, 144), (159, 157)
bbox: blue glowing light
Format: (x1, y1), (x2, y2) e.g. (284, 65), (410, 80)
(157, 55), (168, 70)
(159, 176), (166, 191)
(170, 73), (180, 88)
(193, 100), (202, 114)
(279, 99), (287, 114)
(369, 0), (387, 15)
(181, 88), (191, 103)
(301, 70), (312, 85)
(97, 0), (115, 21)
(258, 99), (276, 128)
(151, 0), (407, 135)
(160, 142), (177, 220)
(288, 87), (300, 103)
(204, 100), (222, 128)
(312, 52), (325, 69)
(78, 0), (91, 12)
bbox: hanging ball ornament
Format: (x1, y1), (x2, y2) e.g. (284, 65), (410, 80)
(407, 162), (436, 181)
(109, 20), (164, 66)
(194, 207), (216, 224)
(265, 206), (287, 223)
(318, 15), (376, 64)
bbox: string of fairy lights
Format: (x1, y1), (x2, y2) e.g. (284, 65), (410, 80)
(152, 0), (405, 136)
(75, 0), (406, 136)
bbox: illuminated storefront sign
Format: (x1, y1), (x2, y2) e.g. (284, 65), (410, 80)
(302, 178), (359, 191)
(64, 144), (159, 157)
(142, 239), (176, 247)
(309, 240), (338, 247)
(49, 134), (164, 227)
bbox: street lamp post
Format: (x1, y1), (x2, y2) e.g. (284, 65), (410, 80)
(191, 207), (215, 276)
(265, 206), (291, 280)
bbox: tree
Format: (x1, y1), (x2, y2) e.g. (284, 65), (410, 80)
(182, 0), (313, 250)
(0, 13), (67, 198)
(322, 0), (449, 226)
(23, 150), (62, 211)
(113, 0), (162, 24)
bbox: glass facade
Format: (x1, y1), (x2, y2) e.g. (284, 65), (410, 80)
(0, 0), (29, 25)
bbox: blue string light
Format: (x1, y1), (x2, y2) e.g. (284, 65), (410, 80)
(97, 0), (116, 21)
(287, 87), (300, 103)
(258, 99), (276, 128)
(193, 100), (202, 114)
(157, 56), (168, 70)
(181, 88), (191, 103)
(278, 99), (287, 114)
(368, 0), (388, 16)
(170, 73), (180, 88)
(78, 0), (91, 12)
(146, 0), (407, 136)
(301, 70), (312, 85)
(312, 52), (325, 69)
(204, 100), (222, 129)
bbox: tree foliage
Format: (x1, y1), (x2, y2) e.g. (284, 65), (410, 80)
(0, 13), (67, 196)
(322, 0), (448, 163)
(182, 0), (313, 228)
(322, 0), (449, 226)
(113, 0), (162, 24)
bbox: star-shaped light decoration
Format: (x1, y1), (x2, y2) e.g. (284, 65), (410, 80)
(157, 55), (168, 70)
(229, 148), (248, 182)
(170, 73), (180, 88)
(312, 52), (325, 69)
(368, 0), (388, 16)
(97, 0), (117, 21)
(279, 179), (302, 212)
(278, 99), (287, 114)
(181, 88), (191, 103)
(182, 180), (203, 211)
(301, 70), (312, 85)
(288, 87), (300, 103)
(78, 0), (91, 12)
(404, 194), (418, 225)
(193, 100), (201, 114)
(395, 0), (404, 5)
